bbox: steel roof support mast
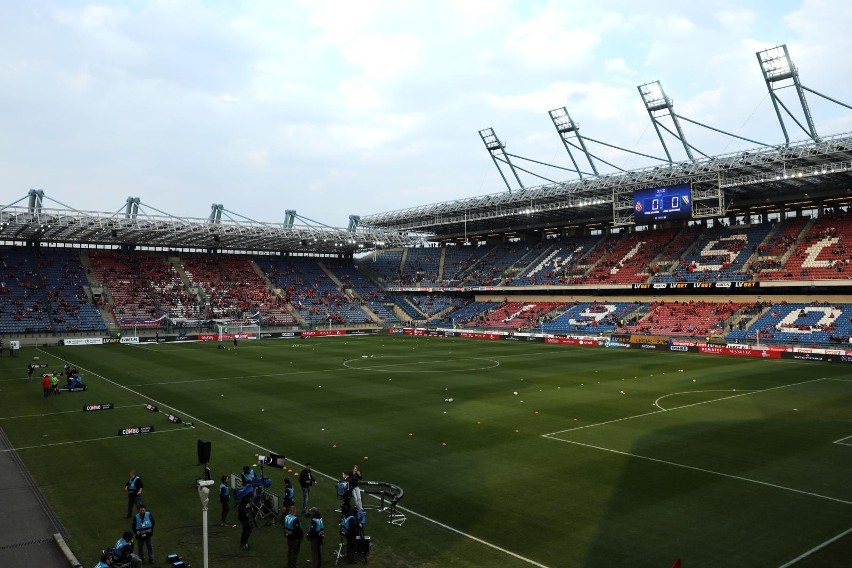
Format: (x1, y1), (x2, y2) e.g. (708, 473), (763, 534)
(548, 108), (598, 178)
(757, 44), (819, 145)
(638, 81), (696, 163)
(478, 127), (525, 193)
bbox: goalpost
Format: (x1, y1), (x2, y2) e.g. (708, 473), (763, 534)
(216, 323), (261, 342)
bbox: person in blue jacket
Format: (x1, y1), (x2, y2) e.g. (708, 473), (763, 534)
(132, 504), (155, 564)
(114, 530), (142, 568)
(307, 507), (324, 567)
(219, 475), (231, 525)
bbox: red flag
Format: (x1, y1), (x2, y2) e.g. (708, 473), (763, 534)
(671, 559), (682, 568)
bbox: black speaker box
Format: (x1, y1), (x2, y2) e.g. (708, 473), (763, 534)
(197, 439), (212, 464)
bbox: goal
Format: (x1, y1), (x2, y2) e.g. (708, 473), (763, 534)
(216, 323), (260, 342)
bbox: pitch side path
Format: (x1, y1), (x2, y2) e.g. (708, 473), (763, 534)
(0, 427), (71, 568)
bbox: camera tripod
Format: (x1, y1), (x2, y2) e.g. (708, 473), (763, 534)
(252, 490), (277, 526)
(335, 532), (369, 565)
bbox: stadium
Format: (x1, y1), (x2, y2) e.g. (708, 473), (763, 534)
(1, 41), (850, 568)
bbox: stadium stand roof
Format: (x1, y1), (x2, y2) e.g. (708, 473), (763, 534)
(0, 192), (420, 255)
(358, 133), (852, 238)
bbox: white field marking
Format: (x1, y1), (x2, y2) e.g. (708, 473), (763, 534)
(654, 389), (756, 411)
(776, 526), (852, 568)
(833, 434), (852, 447)
(127, 343), (162, 353)
(343, 357), (500, 373)
(1, 426), (190, 452)
(129, 367), (331, 387)
(0, 404), (141, 421)
(542, 435), (852, 507)
(43, 350), (553, 568)
(542, 377), (830, 437)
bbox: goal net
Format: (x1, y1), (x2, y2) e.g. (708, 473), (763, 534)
(216, 323), (261, 342)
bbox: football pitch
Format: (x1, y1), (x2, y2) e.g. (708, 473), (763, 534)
(1, 334), (850, 568)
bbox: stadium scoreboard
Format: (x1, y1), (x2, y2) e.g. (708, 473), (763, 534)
(633, 183), (692, 222)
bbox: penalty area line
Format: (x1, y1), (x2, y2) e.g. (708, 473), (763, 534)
(542, 435), (852, 507)
(543, 377), (830, 437)
(834, 434), (852, 446)
(1, 427), (191, 452)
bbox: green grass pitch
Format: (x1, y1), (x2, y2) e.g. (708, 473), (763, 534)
(1, 335), (850, 567)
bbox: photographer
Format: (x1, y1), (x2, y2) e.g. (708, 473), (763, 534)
(283, 505), (303, 568)
(218, 475), (231, 525)
(240, 465), (256, 486)
(94, 552), (113, 567)
(306, 507), (324, 567)
(113, 531), (142, 568)
(282, 477), (296, 513)
(339, 509), (358, 564)
(124, 471), (144, 518)
(337, 471), (352, 515)
(131, 504), (155, 564)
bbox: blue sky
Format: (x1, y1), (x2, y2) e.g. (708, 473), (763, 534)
(1, 1), (850, 227)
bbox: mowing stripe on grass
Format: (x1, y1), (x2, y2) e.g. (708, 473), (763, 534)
(0, 404), (141, 421)
(40, 349), (554, 568)
(776, 526), (852, 568)
(543, 377), (830, 436)
(343, 356), (500, 373)
(1, 427), (191, 452)
(542, 436), (852, 506)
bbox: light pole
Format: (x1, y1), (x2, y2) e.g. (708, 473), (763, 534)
(197, 479), (215, 568)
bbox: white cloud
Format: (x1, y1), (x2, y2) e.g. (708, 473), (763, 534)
(0, 0), (849, 224)
(507, 13), (601, 68)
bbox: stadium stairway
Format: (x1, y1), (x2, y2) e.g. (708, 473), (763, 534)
(249, 259), (285, 299)
(0, 428), (72, 568)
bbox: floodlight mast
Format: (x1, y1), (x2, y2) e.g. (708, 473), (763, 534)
(478, 127), (525, 193)
(208, 203), (224, 224)
(548, 108), (598, 178)
(124, 197), (140, 220)
(638, 81), (696, 163)
(757, 44), (819, 145)
(348, 215), (360, 232)
(27, 189), (44, 215)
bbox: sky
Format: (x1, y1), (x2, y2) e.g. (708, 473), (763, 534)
(1, 0), (851, 228)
